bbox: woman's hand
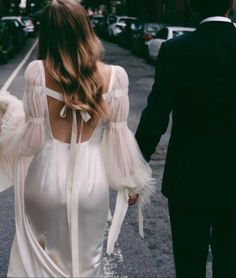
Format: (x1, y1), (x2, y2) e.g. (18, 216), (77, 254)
(128, 194), (139, 206)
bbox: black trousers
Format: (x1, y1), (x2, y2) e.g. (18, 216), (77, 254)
(168, 200), (236, 278)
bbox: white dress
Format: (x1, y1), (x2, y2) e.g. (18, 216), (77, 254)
(0, 60), (155, 277)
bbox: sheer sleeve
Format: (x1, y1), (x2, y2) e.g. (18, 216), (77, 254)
(102, 66), (155, 255)
(0, 61), (46, 191)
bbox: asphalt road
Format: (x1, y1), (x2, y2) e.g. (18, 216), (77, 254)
(0, 38), (212, 278)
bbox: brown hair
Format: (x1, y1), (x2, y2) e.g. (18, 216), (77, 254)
(38, 0), (106, 120)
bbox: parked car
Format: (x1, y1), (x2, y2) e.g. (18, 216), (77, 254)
(132, 22), (164, 57)
(106, 14), (117, 27)
(0, 21), (15, 63)
(147, 26), (195, 61)
(1, 16), (30, 38)
(107, 15), (137, 39)
(90, 15), (106, 37)
(91, 15), (104, 29)
(117, 19), (140, 48)
(1, 17), (25, 50)
(22, 16), (35, 37)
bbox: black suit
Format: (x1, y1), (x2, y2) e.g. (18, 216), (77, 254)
(136, 21), (236, 277)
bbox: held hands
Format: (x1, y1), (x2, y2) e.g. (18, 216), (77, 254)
(128, 194), (139, 206)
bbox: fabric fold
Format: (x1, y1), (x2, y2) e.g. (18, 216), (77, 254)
(106, 188), (129, 255)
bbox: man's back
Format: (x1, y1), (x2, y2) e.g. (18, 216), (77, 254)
(136, 2), (236, 276)
(168, 21), (236, 136)
(136, 20), (236, 203)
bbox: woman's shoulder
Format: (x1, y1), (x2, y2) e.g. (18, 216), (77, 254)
(24, 60), (43, 85)
(100, 63), (129, 92)
(112, 64), (128, 75)
(111, 65), (129, 92)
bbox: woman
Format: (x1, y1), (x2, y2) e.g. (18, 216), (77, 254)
(0, 0), (155, 277)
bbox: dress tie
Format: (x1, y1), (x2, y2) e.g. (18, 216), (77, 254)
(59, 104), (91, 123)
(60, 105), (91, 277)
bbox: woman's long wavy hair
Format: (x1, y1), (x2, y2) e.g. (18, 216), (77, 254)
(38, 0), (106, 120)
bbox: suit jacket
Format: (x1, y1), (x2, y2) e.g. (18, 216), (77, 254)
(135, 21), (236, 205)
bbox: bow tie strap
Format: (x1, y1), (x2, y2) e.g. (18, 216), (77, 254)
(80, 111), (91, 122)
(59, 104), (91, 123)
(60, 105), (68, 118)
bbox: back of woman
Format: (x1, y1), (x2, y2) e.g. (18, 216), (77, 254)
(0, 1), (155, 277)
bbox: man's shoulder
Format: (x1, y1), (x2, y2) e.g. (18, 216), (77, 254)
(163, 25), (236, 56)
(163, 30), (197, 51)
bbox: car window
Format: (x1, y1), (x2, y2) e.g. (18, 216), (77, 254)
(2, 19), (19, 28)
(135, 22), (144, 31)
(172, 30), (191, 38)
(118, 19), (125, 24)
(119, 18), (136, 24)
(14, 21), (20, 28)
(145, 24), (161, 33)
(92, 17), (103, 23)
(108, 16), (117, 24)
(130, 22), (140, 30)
(156, 28), (168, 40)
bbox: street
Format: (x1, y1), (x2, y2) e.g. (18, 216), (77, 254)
(0, 38), (212, 278)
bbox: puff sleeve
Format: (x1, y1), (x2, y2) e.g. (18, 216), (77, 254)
(0, 61), (46, 192)
(102, 66), (155, 254)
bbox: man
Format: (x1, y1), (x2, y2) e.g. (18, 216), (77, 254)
(135, 0), (236, 277)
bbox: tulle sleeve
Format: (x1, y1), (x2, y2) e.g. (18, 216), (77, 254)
(0, 60), (46, 192)
(102, 66), (156, 255)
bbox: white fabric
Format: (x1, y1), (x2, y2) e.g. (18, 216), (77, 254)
(102, 66), (155, 254)
(201, 16), (232, 24)
(0, 60), (155, 277)
(0, 91), (25, 189)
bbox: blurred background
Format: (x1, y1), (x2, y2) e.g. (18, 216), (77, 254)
(0, 0), (236, 64)
(1, 1), (236, 23)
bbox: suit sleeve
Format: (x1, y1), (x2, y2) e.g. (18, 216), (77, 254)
(135, 42), (173, 161)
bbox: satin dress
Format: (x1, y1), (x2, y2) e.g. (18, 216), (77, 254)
(24, 93), (109, 276)
(0, 60), (155, 277)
